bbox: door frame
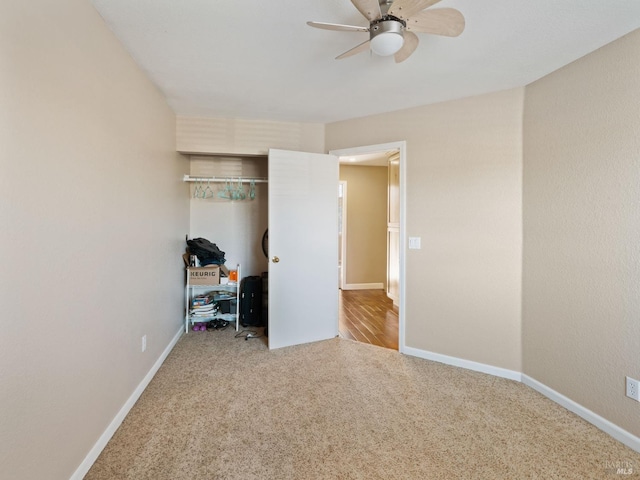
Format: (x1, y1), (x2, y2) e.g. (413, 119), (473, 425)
(338, 181), (348, 290)
(330, 141), (407, 353)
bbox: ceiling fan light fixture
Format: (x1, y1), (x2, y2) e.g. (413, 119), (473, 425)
(308, 1), (465, 62)
(369, 19), (404, 56)
(370, 31), (404, 56)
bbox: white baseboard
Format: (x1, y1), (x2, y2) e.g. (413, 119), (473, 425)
(401, 345), (640, 453)
(402, 346), (522, 381)
(522, 375), (640, 453)
(342, 283), (384, 291)
(70, 326), (184, 480)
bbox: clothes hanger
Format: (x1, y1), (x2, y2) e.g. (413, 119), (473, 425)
(234, 177), (246, 200)
(193, 178), (202, 199)
(217, 178), (232, 199)
(202, 178), (214, 199)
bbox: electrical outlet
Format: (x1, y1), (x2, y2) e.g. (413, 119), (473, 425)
(626, 376), (639, 401)
(141, 335), (147, 353)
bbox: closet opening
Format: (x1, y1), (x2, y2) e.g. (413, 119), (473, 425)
(185, 154), (269, 338)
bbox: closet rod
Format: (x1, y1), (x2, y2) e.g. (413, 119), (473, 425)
(183, 175), (268, 184)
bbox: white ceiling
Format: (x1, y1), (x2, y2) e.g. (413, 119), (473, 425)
(90, 0), (640, 124)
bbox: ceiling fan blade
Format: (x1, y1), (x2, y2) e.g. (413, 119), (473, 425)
(336, 39), (371, 60)
(405, 8), (465, 37)
(394, 31), (419, 63)
(307, 21), (369, 33)
(350, 0), (382, 22)
(388, 0), (442, 21)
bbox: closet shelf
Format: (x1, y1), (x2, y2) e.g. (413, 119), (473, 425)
(183, 175), (268, 184)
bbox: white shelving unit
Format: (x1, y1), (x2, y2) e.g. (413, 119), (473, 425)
(185, 264), (241, 333)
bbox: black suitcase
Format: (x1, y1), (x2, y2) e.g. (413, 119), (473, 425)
(261, 272), (268, 336)
(240, 276), (263, 327)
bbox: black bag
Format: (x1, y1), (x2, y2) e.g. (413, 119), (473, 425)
(186, 238), (226, 266)
(240, 276), (262, 327)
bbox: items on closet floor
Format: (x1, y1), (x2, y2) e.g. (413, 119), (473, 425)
(235, 329), (262, 341)
(193, 319), (230, 332)
(185, 269), (240, 333)
(183, 236), (240, 333)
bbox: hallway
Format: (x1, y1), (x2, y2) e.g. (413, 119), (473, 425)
(338, 289), (398, 350)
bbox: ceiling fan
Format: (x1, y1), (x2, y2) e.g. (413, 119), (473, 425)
(307, 0), (465, 63)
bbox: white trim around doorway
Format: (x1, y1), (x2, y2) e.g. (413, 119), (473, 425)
(330, 141), (407, 353)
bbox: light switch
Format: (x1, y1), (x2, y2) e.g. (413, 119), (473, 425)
(409, 237), (421, 249)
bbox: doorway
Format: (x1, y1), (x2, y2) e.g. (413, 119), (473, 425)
(331, 142), (406, 352)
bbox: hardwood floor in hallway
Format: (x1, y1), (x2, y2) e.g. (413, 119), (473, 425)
(338, 289), (399, 350)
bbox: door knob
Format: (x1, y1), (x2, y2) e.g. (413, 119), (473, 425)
(272, 256), (280, 263)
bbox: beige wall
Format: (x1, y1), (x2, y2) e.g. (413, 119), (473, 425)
(0, 1), (188, 479)
(340, 165), (388, 286)
(523, 30), (640, 436)
(327, 89), (524, 371)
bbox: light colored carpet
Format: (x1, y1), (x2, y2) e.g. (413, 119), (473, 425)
(86, 329), (640, 479)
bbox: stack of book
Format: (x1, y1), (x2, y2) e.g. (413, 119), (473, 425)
(190, 292), (219, 318)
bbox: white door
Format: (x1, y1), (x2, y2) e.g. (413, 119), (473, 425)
(268, 149), (339, 349)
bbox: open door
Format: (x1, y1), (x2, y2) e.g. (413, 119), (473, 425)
(267, 149), (339, 349)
